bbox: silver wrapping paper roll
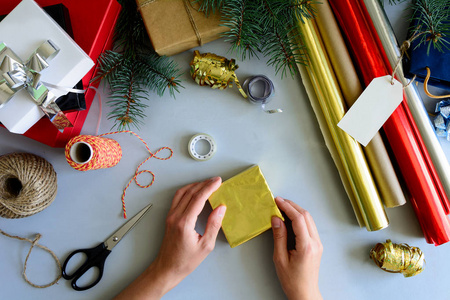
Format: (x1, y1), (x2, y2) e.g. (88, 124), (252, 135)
(363, 0), (450, 201)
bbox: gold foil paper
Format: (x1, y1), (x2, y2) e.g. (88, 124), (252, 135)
(190, 50), (247, 98)
(209, 165), (284, 248)
(296, 18), (388, 231)
(315, 1), (406, 208)
(295, 63), (364, 227)
(370, 239), (425, 277)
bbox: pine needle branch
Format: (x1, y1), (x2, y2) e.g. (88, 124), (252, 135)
(408, 0), (450, 53)
(263, 26), (306, 78)
(107, 62), (149, 130)
(221, 0), (261, 60)
(193, 0), (224, 15)
(196, 0), (314, 78)
(92, 51), (126, 86)
(92, 0), (183, 130)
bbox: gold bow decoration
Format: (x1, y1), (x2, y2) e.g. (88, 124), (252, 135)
(0, 40), (72, 130)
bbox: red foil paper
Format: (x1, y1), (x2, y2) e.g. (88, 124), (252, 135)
(330, 0), (450, 245)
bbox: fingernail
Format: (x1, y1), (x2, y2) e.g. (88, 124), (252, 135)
(275, 196), (284, 202)
(217, 205), (226, 217)
(272, 217), (281, 228)
(209, 176), (221, 182)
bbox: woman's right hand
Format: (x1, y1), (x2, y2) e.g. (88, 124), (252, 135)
(271, 197), (323, 300)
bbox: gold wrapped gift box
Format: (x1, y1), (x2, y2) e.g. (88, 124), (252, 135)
(209, 165), (284, 248)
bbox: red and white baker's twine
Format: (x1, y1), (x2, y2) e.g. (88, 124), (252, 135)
(65, 131), (173, 218)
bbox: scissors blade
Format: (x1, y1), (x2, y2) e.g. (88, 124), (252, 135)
(104, 203), (153, 251)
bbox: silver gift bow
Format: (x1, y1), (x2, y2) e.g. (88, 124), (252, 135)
(0, 40), (72, 130)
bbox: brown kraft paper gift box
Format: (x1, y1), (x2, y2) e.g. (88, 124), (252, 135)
(136, 0), (228, 56)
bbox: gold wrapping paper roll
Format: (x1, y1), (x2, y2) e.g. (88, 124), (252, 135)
(314, 1), (406, 208)
(296, 18), (388, 231)
(296, 63), (364, 227)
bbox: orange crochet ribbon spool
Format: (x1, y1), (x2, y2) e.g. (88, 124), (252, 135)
(65, 131), (173, 218)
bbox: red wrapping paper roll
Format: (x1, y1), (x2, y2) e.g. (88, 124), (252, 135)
(330, 0), (450, 246)
(359, 1), (450, 216)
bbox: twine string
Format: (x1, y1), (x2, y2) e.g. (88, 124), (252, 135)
(403, 74), (417, 90)
(137, 0), (203, 46)
(390, 29), (428, 86)
(183, 0), (203, 46)
(0, 153), (58, 219)
(137, 0), (155, 10)
(98, 131), (173, 219)
(0, 229), (62, 288)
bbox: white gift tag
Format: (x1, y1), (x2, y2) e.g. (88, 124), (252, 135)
(337, 75), (403, 146)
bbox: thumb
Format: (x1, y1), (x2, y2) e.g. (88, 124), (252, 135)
(272, 217), (288, 263)
(202, 205), (226, 250)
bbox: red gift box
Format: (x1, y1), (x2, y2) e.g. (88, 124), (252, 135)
(0, 0), (121, 147)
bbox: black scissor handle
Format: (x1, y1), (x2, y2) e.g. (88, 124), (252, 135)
(62, 242), (111, 291)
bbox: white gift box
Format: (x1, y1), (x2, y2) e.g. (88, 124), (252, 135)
(0, 0), (94, 134)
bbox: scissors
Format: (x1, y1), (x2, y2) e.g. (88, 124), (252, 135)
(62, 203), (153, 291)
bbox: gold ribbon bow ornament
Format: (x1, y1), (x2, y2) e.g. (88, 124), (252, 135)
(0, 40), (72, 131)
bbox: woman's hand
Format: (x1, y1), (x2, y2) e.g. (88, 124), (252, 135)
(272, 197), (323, 300)
(115, 177), (226, 300)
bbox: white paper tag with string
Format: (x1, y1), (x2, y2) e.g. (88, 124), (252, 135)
(338, 75), (403, 146)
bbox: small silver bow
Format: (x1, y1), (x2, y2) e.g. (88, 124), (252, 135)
(0, 40), (72, 130)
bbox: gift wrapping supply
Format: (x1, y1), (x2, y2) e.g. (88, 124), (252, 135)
(362, 0), (450, 212)
(0, 229), (61, 288)
(295, 17), (388, 231)
(188, 133), (217, 161)
(434, 100), (450, 140)
(314, 0), (406, 208)
(243, 75), (282, 114)
(370, 239), (425, 278)
(65, 131), (173, 218)
(65, 135), (122, 171)
(296, 59), (366, 226)
(0, 153), (57, 219)
(208, 165), (284, 248)
(330, 0), (450, 245)
(190, 50), (247, 98)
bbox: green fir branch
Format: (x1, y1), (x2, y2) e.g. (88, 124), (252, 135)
(287, 0), (319, 23)
(107, 62), (149, 130)
(92, 0), (183, 130)
(196, 0), (313, 77)
(92, 51), (126, 86)
(263, 26), (306, 78)
(137, 53), (183, 97)
(114, 0), (149, 57)
(221, 0), (261, 60)
(193, 0), (224, 15)
(408, 0), (450, 53)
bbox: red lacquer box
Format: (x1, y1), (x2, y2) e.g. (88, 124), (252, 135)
(0, 0), (121, 147)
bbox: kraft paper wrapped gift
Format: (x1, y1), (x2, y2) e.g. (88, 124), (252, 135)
(0, 0), (94, 134)
(136, 0), (228, 56)
(209, 165), (284, 248)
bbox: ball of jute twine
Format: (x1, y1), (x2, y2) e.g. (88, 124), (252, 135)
(0, 153), (57, 219)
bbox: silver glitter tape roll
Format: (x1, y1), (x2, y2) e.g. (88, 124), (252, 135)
(188, 133), (217, 161)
